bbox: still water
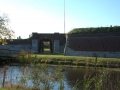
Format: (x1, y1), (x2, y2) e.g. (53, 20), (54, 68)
(0, 65), (120, 90)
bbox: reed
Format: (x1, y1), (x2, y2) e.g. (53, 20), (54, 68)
(1, 51), (120, 90)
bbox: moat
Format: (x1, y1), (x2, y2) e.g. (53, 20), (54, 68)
(0, 65), (120, 90)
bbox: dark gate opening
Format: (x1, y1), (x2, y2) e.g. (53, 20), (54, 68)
(39, 38), (52, 53)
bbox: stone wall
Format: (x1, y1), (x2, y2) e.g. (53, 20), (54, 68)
(64, 33), (120, 58)
(59, 44), (65, 53)
(54, 40), (60, 53)
(64, 47), (120, 58)
(32, 39), (38, 53)
(0, 33), (66, 54)
(0, 39), (32, 53)
(0, 45), (32, 53)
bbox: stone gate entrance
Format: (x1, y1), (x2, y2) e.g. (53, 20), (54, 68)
(39, 38), (52, 53)
(31, 33), (66, 53)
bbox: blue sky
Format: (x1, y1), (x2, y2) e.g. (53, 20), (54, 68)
(0, 0), (120, 38)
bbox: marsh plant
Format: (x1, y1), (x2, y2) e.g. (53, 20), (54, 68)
(2, 51), (120, 90)
(1, 51), (64, 90)
(18, 50), (33, 64)
(19, 63), (64, 90)
(81, 69), (120, 90)
(1, 64), (120, 90)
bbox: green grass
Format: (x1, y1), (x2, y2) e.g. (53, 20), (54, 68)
(44, 48), (50, 52)
(36, 53), (63, 55)
(22, 53), (120, 68)
(68, 26), (120, 34)
(35, 54), (120, 62)
(17, 51), (120, 68)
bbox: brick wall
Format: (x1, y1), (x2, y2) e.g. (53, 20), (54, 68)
(64, 33), (120, 57)
(68, 33), (120, 52)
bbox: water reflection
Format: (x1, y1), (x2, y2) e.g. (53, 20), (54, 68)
(0, 66), (120, 90)
(0, 66), (21, 87)
(63, 67), (100, 89)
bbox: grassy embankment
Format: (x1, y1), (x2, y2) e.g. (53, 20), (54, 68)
(36, 54), (120, 68)
(67, 26), (120, 34)
(18, 51), (120, 68)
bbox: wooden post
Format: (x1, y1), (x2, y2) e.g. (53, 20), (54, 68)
(95, 56), (97, 72)
(2, 65), (8, 87)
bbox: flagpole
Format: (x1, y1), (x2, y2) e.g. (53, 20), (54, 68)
(64, 0), (65, 34)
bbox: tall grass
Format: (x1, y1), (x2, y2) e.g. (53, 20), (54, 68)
(1, 51), (120, 90)
(18, 64), (64, 90)
(80, 69), (120, 90)
(2, 68), (120, 90)
(3, 51), (65, 90)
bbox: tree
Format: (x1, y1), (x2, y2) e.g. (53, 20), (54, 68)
(0, 12), (15, 45)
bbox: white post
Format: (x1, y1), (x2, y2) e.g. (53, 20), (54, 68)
(64, 0), (65, 34)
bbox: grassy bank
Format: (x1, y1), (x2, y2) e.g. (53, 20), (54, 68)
(67, 26), (120, 34)
(17, 51), (120, 68)
(35, 54), (120, 68)
(1, 51), (120, 90)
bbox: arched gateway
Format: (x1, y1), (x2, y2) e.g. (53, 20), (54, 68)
(31, 33), (66, 53)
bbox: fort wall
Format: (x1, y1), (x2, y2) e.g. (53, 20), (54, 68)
(0, 39), (32, 53)
(32, 33), (66, 53)
(0, 33), (66, 53)
(64, 33), (120, 57)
